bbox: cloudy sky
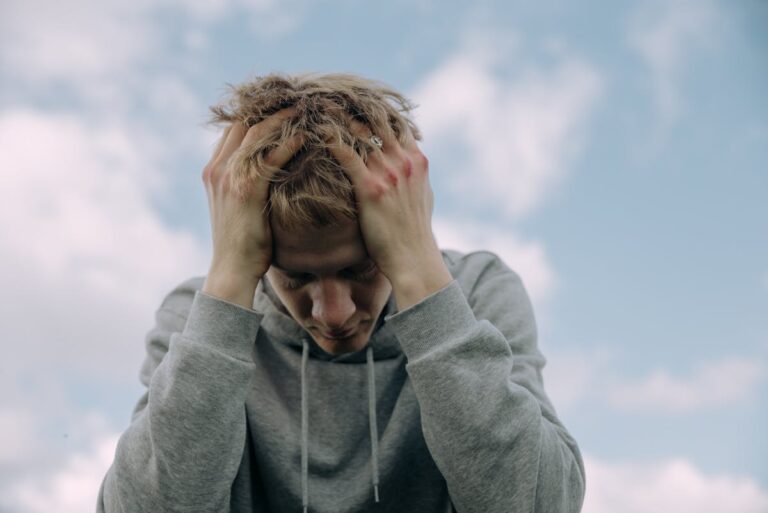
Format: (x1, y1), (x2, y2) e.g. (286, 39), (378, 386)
(1, 0), (766, 511)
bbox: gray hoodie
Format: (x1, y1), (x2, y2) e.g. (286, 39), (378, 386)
(97, 249), (585, 513)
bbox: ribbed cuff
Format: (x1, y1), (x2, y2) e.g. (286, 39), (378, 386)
(385, 280), (477, 361)
(181, 291), (263, 362)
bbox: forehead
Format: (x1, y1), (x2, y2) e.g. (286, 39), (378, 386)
(271, 218), (369, 274)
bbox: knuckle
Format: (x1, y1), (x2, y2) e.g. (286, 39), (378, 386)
(364, 177), (386, 200)
(394, 147), (409, 160)
(263, 148), (284, 168)
(418, 152), (429, 172)
(261, 152), (275, 167)
(207, 160), (229, 185)
(371, 182), (386, 199)
(402, 156), (413, 178)
(363, 175), (377, 189)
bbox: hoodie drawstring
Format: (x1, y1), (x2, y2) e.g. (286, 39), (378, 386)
(299, 340), (381, 513)
(366, 344), (380, 503)
(301, 340), (309, 513)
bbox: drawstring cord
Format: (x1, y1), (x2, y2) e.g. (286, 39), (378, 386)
(301, 340), (309, 513)
(299, 340), (381, 512)
(367, 345), (380, 503)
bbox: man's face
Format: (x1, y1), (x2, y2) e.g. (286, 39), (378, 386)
(266, 216), (393, 356)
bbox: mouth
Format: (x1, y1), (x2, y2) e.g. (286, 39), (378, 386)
(322, 330), (356, 340)
(312, 320), (372, 341)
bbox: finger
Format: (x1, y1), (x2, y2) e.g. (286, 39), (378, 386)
(345, 118), (382, 153)
(216, 122), (248, 165)
(402, 124), (419, 150)
(346, 111), (396, 148)
(263, 133), (306, 169)
(332, 115), (386, 157)
(347, 117), (373, 138)
(203, 124), (245, 185)
(344, 112), (396, 147)
(377, 116), (398, 147)
(228, 109), (301, 200)
(327, 135), (371, 187)
(236, 134), (306, 205)
(241, 107), (298, 147)
(207, 125), (232, 166)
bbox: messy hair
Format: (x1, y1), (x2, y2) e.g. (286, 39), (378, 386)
(207, 72), (422, 230)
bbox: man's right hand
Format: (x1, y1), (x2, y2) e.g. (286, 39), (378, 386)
(201, 108), (302, 309)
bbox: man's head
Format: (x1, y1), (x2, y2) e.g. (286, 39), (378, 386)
(208, 73), (422, 355)
(208, 73), (421, 230)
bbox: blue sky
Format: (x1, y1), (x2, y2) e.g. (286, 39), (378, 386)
(0, 0), (766, 511)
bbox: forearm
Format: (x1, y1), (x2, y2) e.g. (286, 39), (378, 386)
(99, 292), (262, 512)
(387, 281), (585, 513)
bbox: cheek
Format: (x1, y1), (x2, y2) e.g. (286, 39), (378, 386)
(272, 284), (312, 318)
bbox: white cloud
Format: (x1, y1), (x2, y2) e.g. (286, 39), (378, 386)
(1, 0), (156, 85)
(543, 347), (618, 412)
(0, 108), (208, 401)
(2, 432), (119, 513)
(539, 350), (766, 416)
(413, 34), (601, 219)
(607, 356), (765, 413)
(0, 108), (209, 494)
(433, 217), (556, 307)
(0, 109), (207, 309)
(583, 453), (768, 513)
(0, 409), (38, 467)
(628, 0), (720, 127)
(0, 0), (294, 110)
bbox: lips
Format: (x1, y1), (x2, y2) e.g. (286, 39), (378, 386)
(312, 320), (373, 341)
(322, 329), (356, 340)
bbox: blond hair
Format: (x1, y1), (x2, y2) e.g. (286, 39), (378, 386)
(208, 73), (421, 229)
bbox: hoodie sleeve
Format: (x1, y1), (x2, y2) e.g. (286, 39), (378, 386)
(97, 278), (263, 513)
(385, 252), (585, 513)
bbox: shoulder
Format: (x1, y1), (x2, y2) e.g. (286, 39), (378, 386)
(440, 248), (523, 295)
(439, 248), (537, 344)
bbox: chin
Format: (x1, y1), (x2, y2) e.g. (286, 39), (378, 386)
(315, 331), (371, 356)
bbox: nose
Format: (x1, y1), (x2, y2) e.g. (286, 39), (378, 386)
(310, 278), (356, 330)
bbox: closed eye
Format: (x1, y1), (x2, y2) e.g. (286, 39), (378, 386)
(341, 261), (379, 281)
(279, 261), (378, 289)
(282, 272), (313, 290)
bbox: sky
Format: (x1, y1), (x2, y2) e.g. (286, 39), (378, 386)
(0, 0), (766, 511)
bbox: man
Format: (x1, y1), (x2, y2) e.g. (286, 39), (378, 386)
(97, 73), (585, 513)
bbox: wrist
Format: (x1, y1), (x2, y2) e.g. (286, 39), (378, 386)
(203, 266), (262, 309)
(389, 254), (452, 311)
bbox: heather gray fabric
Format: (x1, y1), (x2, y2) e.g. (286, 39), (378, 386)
(97, 250), (585, 513)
